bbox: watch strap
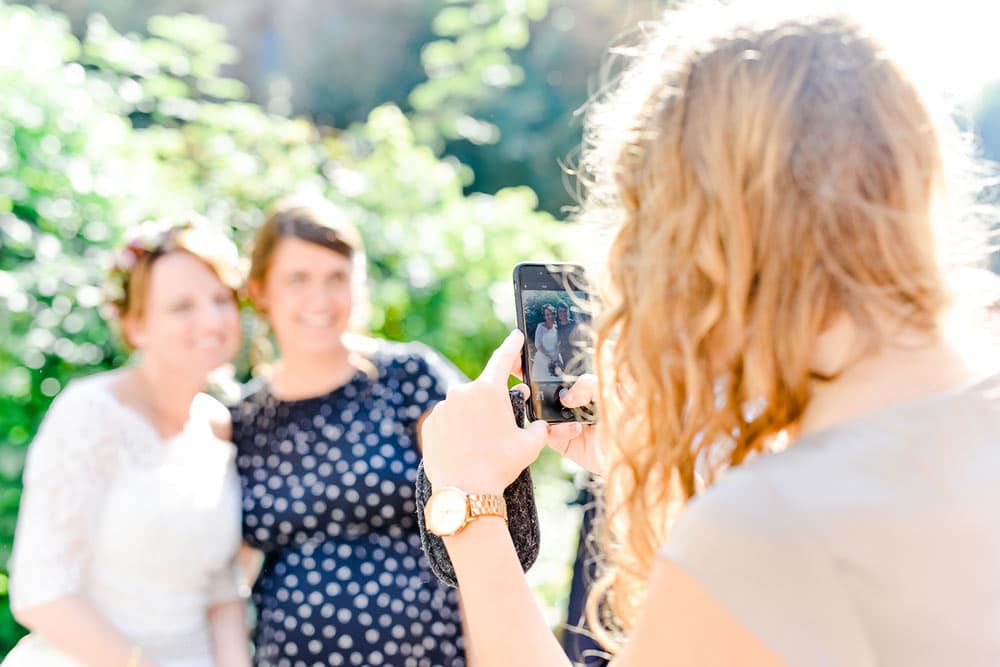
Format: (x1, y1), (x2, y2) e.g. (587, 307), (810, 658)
(467, 492), (508, 523)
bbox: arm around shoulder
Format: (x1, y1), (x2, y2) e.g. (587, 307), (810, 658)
(196, 392), (233, 442)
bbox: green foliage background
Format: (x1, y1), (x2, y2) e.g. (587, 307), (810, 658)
(0, 1), (578, 652)
(3, 0), (999, 656)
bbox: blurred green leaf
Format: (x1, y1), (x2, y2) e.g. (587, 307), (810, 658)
(432, 6), (473, 36)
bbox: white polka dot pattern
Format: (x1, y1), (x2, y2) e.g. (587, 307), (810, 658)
(233, 341), (467, 667)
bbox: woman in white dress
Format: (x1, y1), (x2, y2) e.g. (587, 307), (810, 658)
(3, 221), (252, 667)
(532, 304), (561, 380)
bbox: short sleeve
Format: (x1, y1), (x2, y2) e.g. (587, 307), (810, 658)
(660, 468), (876, 667)
(406, 345), (467, 415)
(9, 381), (118, 611)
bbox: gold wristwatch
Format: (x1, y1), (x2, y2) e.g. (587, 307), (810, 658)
(424, 486), (508, 536)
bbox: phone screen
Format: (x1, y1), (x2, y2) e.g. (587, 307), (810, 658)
(514, 263), (596, 423)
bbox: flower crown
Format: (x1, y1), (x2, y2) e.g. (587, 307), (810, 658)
(103, 216), (239, 318)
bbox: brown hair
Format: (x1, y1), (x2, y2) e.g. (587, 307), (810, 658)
(249, 195), (365, 296)
(247, 196), (371, 372)
(580, 4), (960, 648)
(107, 220), (240, 322)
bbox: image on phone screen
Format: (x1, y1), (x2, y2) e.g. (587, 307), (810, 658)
(514, 263), (596, 423)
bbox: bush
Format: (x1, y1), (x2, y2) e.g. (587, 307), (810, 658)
(0, 2), (569, 653)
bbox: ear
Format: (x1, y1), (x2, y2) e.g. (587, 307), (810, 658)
(247, 277), (268, 314)
(120, 313), (147, 350)
(810, 311), (858, 380)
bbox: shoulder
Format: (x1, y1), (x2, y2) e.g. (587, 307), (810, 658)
(41, 371), (117, 421)
(660, 450), (877, 665)
(230, 379), (271, 441)
(663, 461), (801, 565)
(351, 335), (467, 385)
(351, 335), (427, 365)
(192, 393), (232, 441)
(664, 432), (857, 559)
(660, 441), (861, 612)
(26, 372), (120, 468)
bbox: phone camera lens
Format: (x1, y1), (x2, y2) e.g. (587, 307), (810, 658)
(561, 406), (575, 420)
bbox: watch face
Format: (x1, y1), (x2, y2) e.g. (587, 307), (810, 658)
(425, 487), (468, 536)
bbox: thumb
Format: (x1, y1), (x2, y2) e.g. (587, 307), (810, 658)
(523, 419), (549, 452)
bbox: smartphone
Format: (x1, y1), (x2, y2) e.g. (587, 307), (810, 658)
(513, 262), (597, 424)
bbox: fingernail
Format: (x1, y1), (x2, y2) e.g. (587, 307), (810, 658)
(568, 423), (583, 436)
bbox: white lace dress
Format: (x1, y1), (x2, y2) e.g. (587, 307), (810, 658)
(3, 372), (243, 667)
(532, 322), (561, 380)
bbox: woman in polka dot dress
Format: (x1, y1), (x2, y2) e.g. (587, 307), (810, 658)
(231, 196), (469, 667)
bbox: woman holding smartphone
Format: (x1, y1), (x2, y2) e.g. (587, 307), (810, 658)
(418, 2), (1000, 665)
(231, 196), (471, 666)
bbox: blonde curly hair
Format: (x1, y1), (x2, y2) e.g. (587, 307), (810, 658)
(580, 2), (962, 647)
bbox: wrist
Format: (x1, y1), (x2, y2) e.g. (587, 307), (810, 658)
(424, 485), (508, 537)
(441, 512), (509, 545)
(426, 468), (508, 496)
(432, 479), (507, 496)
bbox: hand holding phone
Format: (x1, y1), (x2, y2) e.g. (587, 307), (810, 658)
(513, 262), (598, 424)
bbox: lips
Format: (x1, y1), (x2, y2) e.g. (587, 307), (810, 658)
(298, 314), (336, 328)
(196, 336), (227, 350)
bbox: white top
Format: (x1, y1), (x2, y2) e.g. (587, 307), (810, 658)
(533, 322), (561, 380)
(4, 372), (243, 667)
(534, 322), (559, 359)
(661, 372), (1000, 666)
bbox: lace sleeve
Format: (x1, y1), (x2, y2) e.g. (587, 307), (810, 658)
(9, 380), (117, 612)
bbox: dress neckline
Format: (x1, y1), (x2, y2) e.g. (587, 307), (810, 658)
(91, 369), (203, 444)
(263, 369), (369, 407)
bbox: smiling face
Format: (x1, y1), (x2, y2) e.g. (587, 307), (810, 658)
(543, 306), (556, 327)
(557, 305), (570, 325)
(252, 237), (354, 356)
(122, 250), (240, 376)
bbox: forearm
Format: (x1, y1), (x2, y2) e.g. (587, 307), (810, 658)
(236, 544), (263, 589)
(444, 517), (571, 667)
(207, 599), (252, 667)
(456, 593), (480, 667)
(14, 596), (157, 667)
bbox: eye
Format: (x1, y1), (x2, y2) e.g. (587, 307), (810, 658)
(328, 270), (350, 286)
(169, 299), (195, 313)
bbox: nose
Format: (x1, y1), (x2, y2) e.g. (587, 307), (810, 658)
(197, 297), (235, 335)
(305, 282), (338, 310)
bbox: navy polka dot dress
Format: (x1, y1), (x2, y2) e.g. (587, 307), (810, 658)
(232, 341), (468, 667)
